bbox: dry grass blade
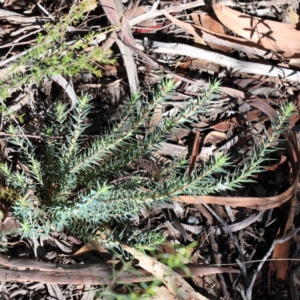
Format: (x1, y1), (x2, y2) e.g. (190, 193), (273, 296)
(188, 130), (201, 176)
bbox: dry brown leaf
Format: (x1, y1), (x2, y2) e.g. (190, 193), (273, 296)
(270, 231), (291, 282)
(219, 87), (277, 120)
(191, 13), (205, 44)
(246, 96), (277, 120)
(67, 236), (82, 245)
(203, 131), (226, 145)
(214, 3), (300, 59)
(199, 30), (278, 59)
(137, 159), (161, 177)
(131, 6), (157, 27)
(200, 14), (224, 34)
(72, 234), (110, 259)
(88, 240), (111, 260)
(54, 239), (73, 254)
(199, 14), (232, 52)
(72, 244), (94, 256)
(245, 109), (267, 122)
(289, 92), (300, 126)
(158, 242), (177, 256)
(0, 139), (7, 162)
(219, 87), (245, 99)
(2, 215), (18, 234)
(133, 24), (164, 34)
(173, 191), (290, 211)
(164, 12), (206, 45)
(131, 8), (164, 32)
(168, 11), (277, 59)
(265, 155), (288, 172)
(194, 121), (210, 128)
(156, 142), (188, 157)
(100, 0), (139, 92)
(210, 121), (236, 132)
(101, 64), (118, 76)
(194, 204), (214, 224)
(149, 103), (163, 132)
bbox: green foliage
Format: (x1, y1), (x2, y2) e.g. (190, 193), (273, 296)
(0, 78), (295, 247)
(155, 242), (198, 277)
(0, 1), (115, 103)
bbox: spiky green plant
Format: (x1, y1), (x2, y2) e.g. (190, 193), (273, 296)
(0, 79), (295, 247)
(0, 1), (115, 119)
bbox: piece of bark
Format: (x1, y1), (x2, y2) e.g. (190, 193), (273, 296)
(0, 254), (239, 285)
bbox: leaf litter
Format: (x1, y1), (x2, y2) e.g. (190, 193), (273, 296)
(1, 0), (300, 299)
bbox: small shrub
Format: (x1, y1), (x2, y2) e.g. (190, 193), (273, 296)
(0, 78), (294, 247)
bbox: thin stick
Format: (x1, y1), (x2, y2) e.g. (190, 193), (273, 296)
(206, 221), (230, 298)
(245, 226), (300, 300)
(196, 197), (248, 287)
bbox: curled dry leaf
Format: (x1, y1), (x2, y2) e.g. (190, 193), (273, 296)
(265, 155), (288, 172)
